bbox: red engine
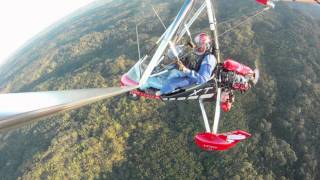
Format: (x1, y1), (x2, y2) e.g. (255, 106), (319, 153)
(256, 0), (269, 5)
(223, 59), (254, 76)
(256, 0), (275, 8)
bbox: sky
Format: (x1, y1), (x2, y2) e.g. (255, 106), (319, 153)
(0, 0), (95, 66)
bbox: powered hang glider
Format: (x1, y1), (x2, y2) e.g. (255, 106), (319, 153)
(0, 0), (317, 150)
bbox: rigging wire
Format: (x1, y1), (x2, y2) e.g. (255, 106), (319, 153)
(152, 5), (167, 30)
(151, 5), (181, 64)
(218, 7), (270, 37)
(185, 6), (271, 40)
(136, 24), (141, 61)
(217, 7), (262, 26)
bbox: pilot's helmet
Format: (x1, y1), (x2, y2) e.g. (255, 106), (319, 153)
(194, 32), (211, 55)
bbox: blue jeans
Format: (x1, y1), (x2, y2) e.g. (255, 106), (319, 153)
(160, 77), (194, 94)
(140, 69), (186, 92)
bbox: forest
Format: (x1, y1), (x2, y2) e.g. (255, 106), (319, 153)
(0, 0), (319, 179)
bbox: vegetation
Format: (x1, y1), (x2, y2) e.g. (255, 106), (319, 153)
(0, 0), (319, 179)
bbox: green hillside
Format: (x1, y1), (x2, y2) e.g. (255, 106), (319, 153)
(0, 0), (320, 179)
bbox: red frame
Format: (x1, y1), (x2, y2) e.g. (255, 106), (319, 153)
(120, 74), (161, 99)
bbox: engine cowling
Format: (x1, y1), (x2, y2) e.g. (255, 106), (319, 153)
(256, 0), (275, 8)
(223, 59), (254, 76)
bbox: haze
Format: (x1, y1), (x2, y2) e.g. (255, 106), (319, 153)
(0, 0), (95, 66)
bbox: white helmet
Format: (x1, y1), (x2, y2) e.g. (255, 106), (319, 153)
(194, 32), (211, 55)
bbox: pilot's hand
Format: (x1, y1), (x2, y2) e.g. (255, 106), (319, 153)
(175, 60), (187, 72)
(187, 40), (195, 48)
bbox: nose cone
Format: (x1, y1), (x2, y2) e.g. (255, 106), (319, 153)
(120, 74), (139, 86)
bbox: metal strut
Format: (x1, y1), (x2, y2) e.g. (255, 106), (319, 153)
(205, 0), (222, 134)
(205, 0), (221, 63)
(199, 99), (211, 133)
(212, 78), (222, 134)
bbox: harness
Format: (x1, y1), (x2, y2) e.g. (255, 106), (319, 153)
(193, 51), (211, 72)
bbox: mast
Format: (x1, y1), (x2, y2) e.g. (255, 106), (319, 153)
(205, 0), (221, 63)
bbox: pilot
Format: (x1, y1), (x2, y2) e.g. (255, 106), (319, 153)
(219, 59), (259, 112)
(159, 32), (217, 95)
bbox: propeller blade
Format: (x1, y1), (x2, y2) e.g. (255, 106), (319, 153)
(0, 86), (138, 132)
(282, 0), (320, 4)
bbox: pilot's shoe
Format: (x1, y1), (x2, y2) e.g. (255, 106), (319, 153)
(155, 91), (161, 96)
(145, 88), (161, 96)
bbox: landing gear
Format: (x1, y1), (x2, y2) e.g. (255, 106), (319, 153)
(195, 98), (251, 151)
(195, 130), (251, 151)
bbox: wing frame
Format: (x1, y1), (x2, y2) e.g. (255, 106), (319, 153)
(0, 86), (138, 132)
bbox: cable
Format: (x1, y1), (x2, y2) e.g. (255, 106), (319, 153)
(217, 7), (261, 26)
(152, 5), (167, 30)
(218, 7), (270, 37)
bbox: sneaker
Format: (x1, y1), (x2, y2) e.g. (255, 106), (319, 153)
(155, 91), (161, 96)
(145, 88), (160, 95)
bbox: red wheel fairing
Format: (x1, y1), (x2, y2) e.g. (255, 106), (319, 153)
(194, 130), (251, 151)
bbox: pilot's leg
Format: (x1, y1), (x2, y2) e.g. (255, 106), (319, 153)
(167, 69), (186, 79)
(140, 72), (170, 90)
(160, 77), (194, 95)
(140, 76), (163, 90)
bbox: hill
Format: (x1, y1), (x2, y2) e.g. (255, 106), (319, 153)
(0, 0), (320, 179)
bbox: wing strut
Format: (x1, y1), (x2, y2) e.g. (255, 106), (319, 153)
(0, 86), (138, 132)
